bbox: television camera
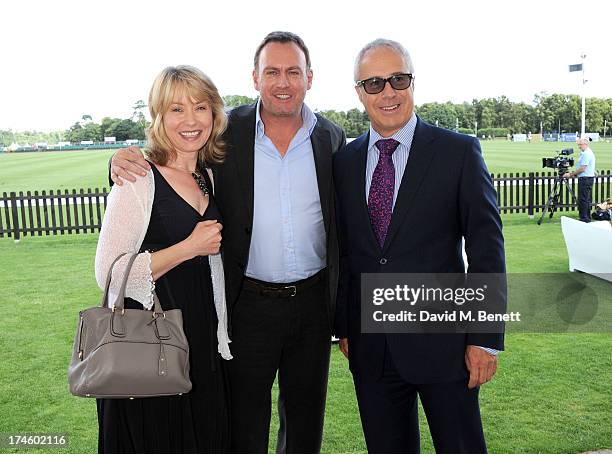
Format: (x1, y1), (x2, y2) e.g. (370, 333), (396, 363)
(537, 148), (577, 224)
(542, 148), (574, 173)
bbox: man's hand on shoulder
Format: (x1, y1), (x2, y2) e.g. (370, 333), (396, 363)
(465, 345), (498, 389)
(110, 146), (150, 186)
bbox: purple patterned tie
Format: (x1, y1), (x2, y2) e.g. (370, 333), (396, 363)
(368, 139), (400, 247)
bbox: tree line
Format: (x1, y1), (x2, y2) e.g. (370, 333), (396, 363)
(224, 94), (612, 138)
(2, 93), (611, 147)
(0, 100), (149, 147)
(416, 94), (612, 137)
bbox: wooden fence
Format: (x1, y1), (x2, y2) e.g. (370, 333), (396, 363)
(1, 170), (611, 239)
(0, 189), (108, 240)
(492, 170), (611, 215)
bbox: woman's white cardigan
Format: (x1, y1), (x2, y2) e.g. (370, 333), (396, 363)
(94, 169), (232, 360)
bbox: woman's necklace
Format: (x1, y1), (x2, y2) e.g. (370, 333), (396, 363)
(168, 164), (209, 197)
(191, 170), (209, 197)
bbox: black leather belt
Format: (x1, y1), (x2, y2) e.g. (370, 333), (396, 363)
(243, 269), (324, 298)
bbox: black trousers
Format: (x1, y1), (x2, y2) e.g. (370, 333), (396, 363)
(227, 278), (331, 454)
(353, 343), (487, 454)
(578, 177), (594, 222)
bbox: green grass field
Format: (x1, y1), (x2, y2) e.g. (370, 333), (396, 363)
(0, 140), (611, 194)
(0, 146), (611, 453)
(0, 215), (611, 453)
(0, 149), (114, 194)
(480, 140), (612, 174)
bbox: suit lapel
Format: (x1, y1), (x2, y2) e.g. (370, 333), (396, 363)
(311, 124), (332, 235)
(232, 105), (257, 223)
(382, 119), (436, 253)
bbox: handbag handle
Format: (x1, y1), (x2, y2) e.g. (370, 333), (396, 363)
(100, 253), (163, 314)
(100, 253), (128, 309)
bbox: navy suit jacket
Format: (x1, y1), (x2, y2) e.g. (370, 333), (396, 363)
(333, 117), (506, 383)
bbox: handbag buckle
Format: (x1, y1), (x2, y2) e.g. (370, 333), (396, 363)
(150, 312), (171, 340)
(111, 306), (125, 315)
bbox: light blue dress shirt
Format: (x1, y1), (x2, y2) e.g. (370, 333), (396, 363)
(245, 101), (326, 283)
(366, 115), (499, 356)
(577, 147), (596, 177)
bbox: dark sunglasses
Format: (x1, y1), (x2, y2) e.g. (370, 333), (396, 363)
(355, 73), (414, 94)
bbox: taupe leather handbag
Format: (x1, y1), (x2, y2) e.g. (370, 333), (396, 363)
(68, 253), (192, 398)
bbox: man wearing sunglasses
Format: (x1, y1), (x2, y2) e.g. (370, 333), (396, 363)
(333, 39), (505, 453)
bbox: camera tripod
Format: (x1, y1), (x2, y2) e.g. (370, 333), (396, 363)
(537, 169), (577, 225)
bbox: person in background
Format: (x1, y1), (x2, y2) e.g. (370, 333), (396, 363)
(564, 136), (596, 222)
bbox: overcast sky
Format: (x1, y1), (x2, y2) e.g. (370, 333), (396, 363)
(2, 0), (610, 132)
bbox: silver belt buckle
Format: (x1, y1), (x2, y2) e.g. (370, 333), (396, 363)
(284, 285), (297, 297)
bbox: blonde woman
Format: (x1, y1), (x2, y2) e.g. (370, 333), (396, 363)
(95, 66), (231, 454)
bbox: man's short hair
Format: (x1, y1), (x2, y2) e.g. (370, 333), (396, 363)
(253, 31), (311, 71)
(354, 39), (414, 81)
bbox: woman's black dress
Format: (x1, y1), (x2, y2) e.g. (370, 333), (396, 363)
(97, 165), (229, 454)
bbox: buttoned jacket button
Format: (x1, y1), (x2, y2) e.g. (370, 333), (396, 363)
(379, 258), (387, 265)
